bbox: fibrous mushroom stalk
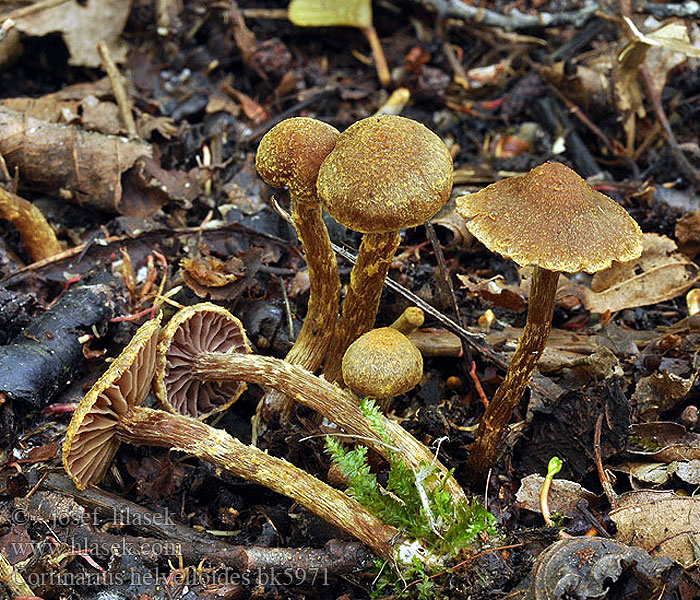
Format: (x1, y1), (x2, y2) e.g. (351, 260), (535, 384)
(321, 230), (401, 383)
(118, 406), (399, 559)
(190, 350), (465, 503)
(466, 266), (559, 482)
(63, 318), (406, 561)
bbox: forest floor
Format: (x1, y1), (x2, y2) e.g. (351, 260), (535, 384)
(0, 0), (700, 598)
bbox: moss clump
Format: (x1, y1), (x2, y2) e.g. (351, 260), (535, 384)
(325, 399), (498, 599)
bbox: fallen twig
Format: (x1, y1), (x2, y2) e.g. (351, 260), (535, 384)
(411, 0), (598, 31)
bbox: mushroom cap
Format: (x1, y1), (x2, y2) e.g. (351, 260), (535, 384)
(317, 115), (453, 233)
(63, 316), (161, 491)
(455, 162), (643, 273)
(256, 117), (340, 197)
(153, 303), (251, 419)
(342, 327), (423, 398)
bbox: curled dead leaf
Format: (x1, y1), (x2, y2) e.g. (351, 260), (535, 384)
(631, 368), (696, 420)
(581, 233), (699, 313)
(628, 422), (700, 462)
(515, 474), (597, 517)
(430, 199), (474, 250)
(611, 490), (700, 567)
(180, 256), (245, 298)
(527, 536), (677, 599)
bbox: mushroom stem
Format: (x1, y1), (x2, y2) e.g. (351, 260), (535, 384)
(467, 266), (559, 484)
(322, 230), (401, 384)
(118, 406), (400, 560)
(390, 307), (425, 336)
(259, 197), (341, 423)
(288, 198), (341, 369)
(191, 351), (466, 503)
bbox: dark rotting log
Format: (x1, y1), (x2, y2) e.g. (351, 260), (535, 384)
(0, 272), (119, 407)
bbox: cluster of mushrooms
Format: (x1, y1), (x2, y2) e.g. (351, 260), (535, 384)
(62, 303), (462, 561)
(62, 113), (644, 562)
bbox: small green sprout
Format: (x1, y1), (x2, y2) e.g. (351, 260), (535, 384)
(540, 456), (563, 527)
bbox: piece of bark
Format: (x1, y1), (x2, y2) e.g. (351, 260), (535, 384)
(0, 288), (39, 345)
(0, 273), (119, 406)
(0, 106), (197, 216)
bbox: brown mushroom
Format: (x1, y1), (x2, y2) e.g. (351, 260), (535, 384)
(342, 327), (423, 407)
(255, 117), (341, 422)
(154, 303), (465, 503)
(317, 115), (453, 383)
(456, 162), (643, 484)
(62, 317), (404, 560)
(153, 302), (250, 419)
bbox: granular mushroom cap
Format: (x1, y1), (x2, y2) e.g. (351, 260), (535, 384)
(255, 117), (340, 196)
(317, 115), (453, 233)
(342, 327), (423, 398)
(456, 161), (643, 273)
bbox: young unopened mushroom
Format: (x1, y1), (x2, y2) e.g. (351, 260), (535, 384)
(155, 303), (465, 503)
(63, 317), (404, 560)
(256, 117), (341, 421)
(342, 327), (422, 412)
(153, 303), (250, 419)
(456, 162), (643, 484)
(317, 115), (453, 383)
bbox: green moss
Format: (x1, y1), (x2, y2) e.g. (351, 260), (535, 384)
(325, 398), (498, 598)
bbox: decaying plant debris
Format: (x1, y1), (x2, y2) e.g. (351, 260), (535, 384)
(1, 0), (700, 598)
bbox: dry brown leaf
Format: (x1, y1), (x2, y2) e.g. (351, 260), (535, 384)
(1, 78), (114, 122)
(582, 233), (699, 313)
(515, 474), (597, 517)
(628, 422), (700, 462)
(223, 86), (268, 124)
(180, 256), (245, 296)
(0, 106), (197, 215)
(614, 18), (700, 152)
(675, 210), (700, 258)
(430, 199), (474, 250)
(616, 461), (670, 485)
(632, 370), (696, 420)
(456, 274), (528, 312)
(611, 490), (700, 567)
(667, 460), (700, 485)
(12, 0), (130, 67)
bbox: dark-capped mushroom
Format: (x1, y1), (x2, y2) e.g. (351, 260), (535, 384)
(256, 117), (341, 422)
(154, 303), (465, 503)
(62, 317), (404, 560)
(317, 115), (453, 383)
(456, 162), (643, 483)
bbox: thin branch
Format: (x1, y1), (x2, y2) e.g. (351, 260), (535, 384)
(409, 0), (599, 31)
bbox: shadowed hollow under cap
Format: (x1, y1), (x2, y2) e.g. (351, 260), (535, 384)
(456, 161), (643, 273)
(153, 303), (251, 420)
(317, 115), (453, 233)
